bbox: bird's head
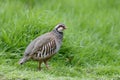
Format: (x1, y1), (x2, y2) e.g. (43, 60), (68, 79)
(54, 23), (67, 32)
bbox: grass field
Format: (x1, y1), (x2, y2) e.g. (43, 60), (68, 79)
(0, 0), (120, 80)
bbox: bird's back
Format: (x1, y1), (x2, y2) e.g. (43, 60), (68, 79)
(24, 31), (63, 60)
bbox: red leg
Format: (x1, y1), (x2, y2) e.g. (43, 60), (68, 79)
(44, 61), (49, 69)
(38, 61), (42, 70)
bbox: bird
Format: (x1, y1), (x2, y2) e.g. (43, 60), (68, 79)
(19, 23), (67, 70)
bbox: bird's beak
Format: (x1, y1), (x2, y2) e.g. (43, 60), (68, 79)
(65, 26), (67, 29)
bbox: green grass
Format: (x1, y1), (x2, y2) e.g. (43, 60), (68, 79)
(0, 0), (120, 79)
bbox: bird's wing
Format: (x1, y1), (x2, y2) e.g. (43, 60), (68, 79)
(28, 32), (55, 55)
(24, 39), (36, 55)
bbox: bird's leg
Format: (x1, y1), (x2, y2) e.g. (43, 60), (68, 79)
(38, 61), (42, 70)
(44, 61), (49, 69)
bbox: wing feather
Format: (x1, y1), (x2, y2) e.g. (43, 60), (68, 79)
(24, 32), (55, 55)
(31, 33), (55, 55)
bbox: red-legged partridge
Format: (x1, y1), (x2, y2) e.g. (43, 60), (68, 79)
(19, 24), (67, 70)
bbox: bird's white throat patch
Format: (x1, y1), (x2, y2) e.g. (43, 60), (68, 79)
(57, 27), (64, 32)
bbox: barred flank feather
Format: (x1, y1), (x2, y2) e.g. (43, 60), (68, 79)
(36, 40), (56, 58)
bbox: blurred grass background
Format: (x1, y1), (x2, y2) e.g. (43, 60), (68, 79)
(0, 0), (120, 80)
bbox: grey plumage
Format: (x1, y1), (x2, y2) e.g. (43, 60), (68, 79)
(19, 23), (66, 70)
